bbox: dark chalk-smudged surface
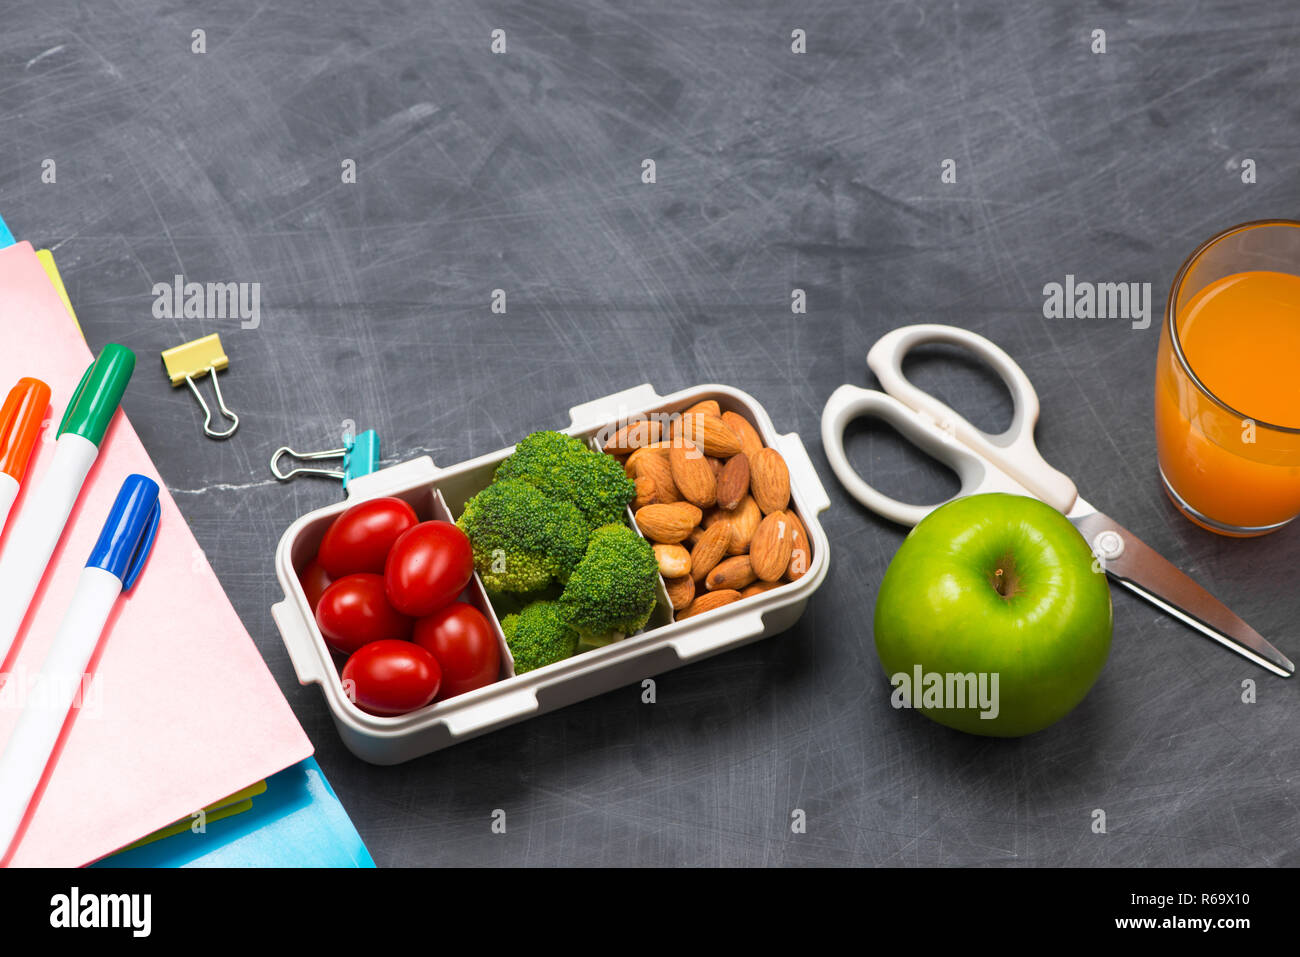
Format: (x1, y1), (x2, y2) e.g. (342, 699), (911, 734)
(4, 0), (1299, 866)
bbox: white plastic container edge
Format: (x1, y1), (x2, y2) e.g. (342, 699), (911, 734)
(271, 383), (831, 764)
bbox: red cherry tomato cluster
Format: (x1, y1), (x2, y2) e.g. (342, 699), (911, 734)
(297, 497), (500, 716)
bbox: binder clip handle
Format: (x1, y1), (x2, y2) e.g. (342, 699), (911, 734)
(270, 429), (379, 490)
(185, 371), (239, 439)
(161, 334), (239, 440)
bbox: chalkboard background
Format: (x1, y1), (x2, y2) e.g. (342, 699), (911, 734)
(3, 0), (1299, 866)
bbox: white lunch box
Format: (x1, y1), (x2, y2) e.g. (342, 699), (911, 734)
(271, 384), (831, 764)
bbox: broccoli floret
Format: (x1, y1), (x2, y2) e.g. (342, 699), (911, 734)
(457, 479), (589, 593)
(560, 523), (661, 643)
(494, 430), (635, 530)
(484, 580), (564, 618)
(501, 600), (579, 674)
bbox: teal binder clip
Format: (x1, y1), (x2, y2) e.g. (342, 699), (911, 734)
(270, 429), (379, 491)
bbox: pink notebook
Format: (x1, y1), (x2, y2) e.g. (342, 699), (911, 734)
(0, 241), (313, 866)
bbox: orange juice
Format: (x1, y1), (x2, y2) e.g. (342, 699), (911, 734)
(1155, 269), (1300, 534)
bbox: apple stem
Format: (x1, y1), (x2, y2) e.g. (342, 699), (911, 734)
(988, 554), (1019, 599)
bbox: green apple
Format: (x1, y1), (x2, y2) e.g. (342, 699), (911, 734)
(873, 493), (1112, 737)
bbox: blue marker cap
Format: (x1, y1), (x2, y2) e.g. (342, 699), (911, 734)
(87, 474), (161, 591)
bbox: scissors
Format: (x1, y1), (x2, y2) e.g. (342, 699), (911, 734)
(821, 323), (1294, 678)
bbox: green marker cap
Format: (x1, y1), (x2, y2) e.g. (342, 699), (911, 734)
(57, 344), (136, 446)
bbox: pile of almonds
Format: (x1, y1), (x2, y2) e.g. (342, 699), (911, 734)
(603, 401), (811, 622)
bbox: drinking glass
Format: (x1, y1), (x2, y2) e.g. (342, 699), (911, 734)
(1155, 220), (1300, 536)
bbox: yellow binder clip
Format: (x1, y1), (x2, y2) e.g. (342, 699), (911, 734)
(161, 334), (239, 439)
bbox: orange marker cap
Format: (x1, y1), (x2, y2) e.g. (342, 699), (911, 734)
(0, 378), (52, 481)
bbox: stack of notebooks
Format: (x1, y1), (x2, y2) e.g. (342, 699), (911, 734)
(0, 216), (372, 868)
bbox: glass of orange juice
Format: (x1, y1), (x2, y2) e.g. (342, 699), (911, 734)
(1155, 220), (1300, 536)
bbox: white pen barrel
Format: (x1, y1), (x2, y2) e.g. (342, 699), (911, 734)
(0, 473), (18, 534)
(0, 567), (122, 859)
(0, 435), (98, 661)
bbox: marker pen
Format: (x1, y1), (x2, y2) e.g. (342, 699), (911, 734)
(0, 378), (51, 533)
(0, 474), (160, 861)
(0, 345), (135, 664)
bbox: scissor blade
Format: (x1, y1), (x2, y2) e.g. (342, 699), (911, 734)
(1070, 502), (1295, 678)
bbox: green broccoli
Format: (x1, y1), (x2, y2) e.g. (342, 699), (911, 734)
(501, 600), (579, 674)
(559, 523), (661, 643)
(494, 430), (635, 530)
(456, 479), (588, 593)
(484, 580), (564, 618)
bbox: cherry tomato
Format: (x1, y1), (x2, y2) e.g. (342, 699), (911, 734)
(341, 640), (442, 716)
(317, 497), (419, 578)
(315, 573), (413, 656)
(384, 521), (474, 617)
(413, 602), (501, 699)
(299, 560), (333, 614)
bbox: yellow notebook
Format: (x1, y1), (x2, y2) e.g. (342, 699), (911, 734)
(36, 249), (74, 318)
(119, 781), (268, 851)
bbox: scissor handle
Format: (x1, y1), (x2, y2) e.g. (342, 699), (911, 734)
(821, 385), (1035, 526)
(865, 324), (1077, 514)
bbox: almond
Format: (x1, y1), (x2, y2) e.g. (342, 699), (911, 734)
(689, 522), (731, 583)
(741, 580), (784, 598)
(668, 437), (717, 508)
(634, 454), (679, 503)
(750, 510), (795, 582)
(722, 411), (764, 461)
(749, 448), (790, 515)
(707, 456), (724, 479)
(680, 412), (743, 457)
(719, 495), (761, 555)
(633, 476), (658, 510)
(624, 441), (670, 478)
(634, 502), (701, 544)
(603, 418), (661, 454)
(684, 399), (721, 419)
(715, 452), (749, 510)
(653, 543), (692, 579)
(670, 405), (720, 440)
(664, 575), (695, 611)
(684, 525), (707, 548)
(785, 509), (811, 581)
(706, 555), (756, 591)
(679, 589), (741, 620)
